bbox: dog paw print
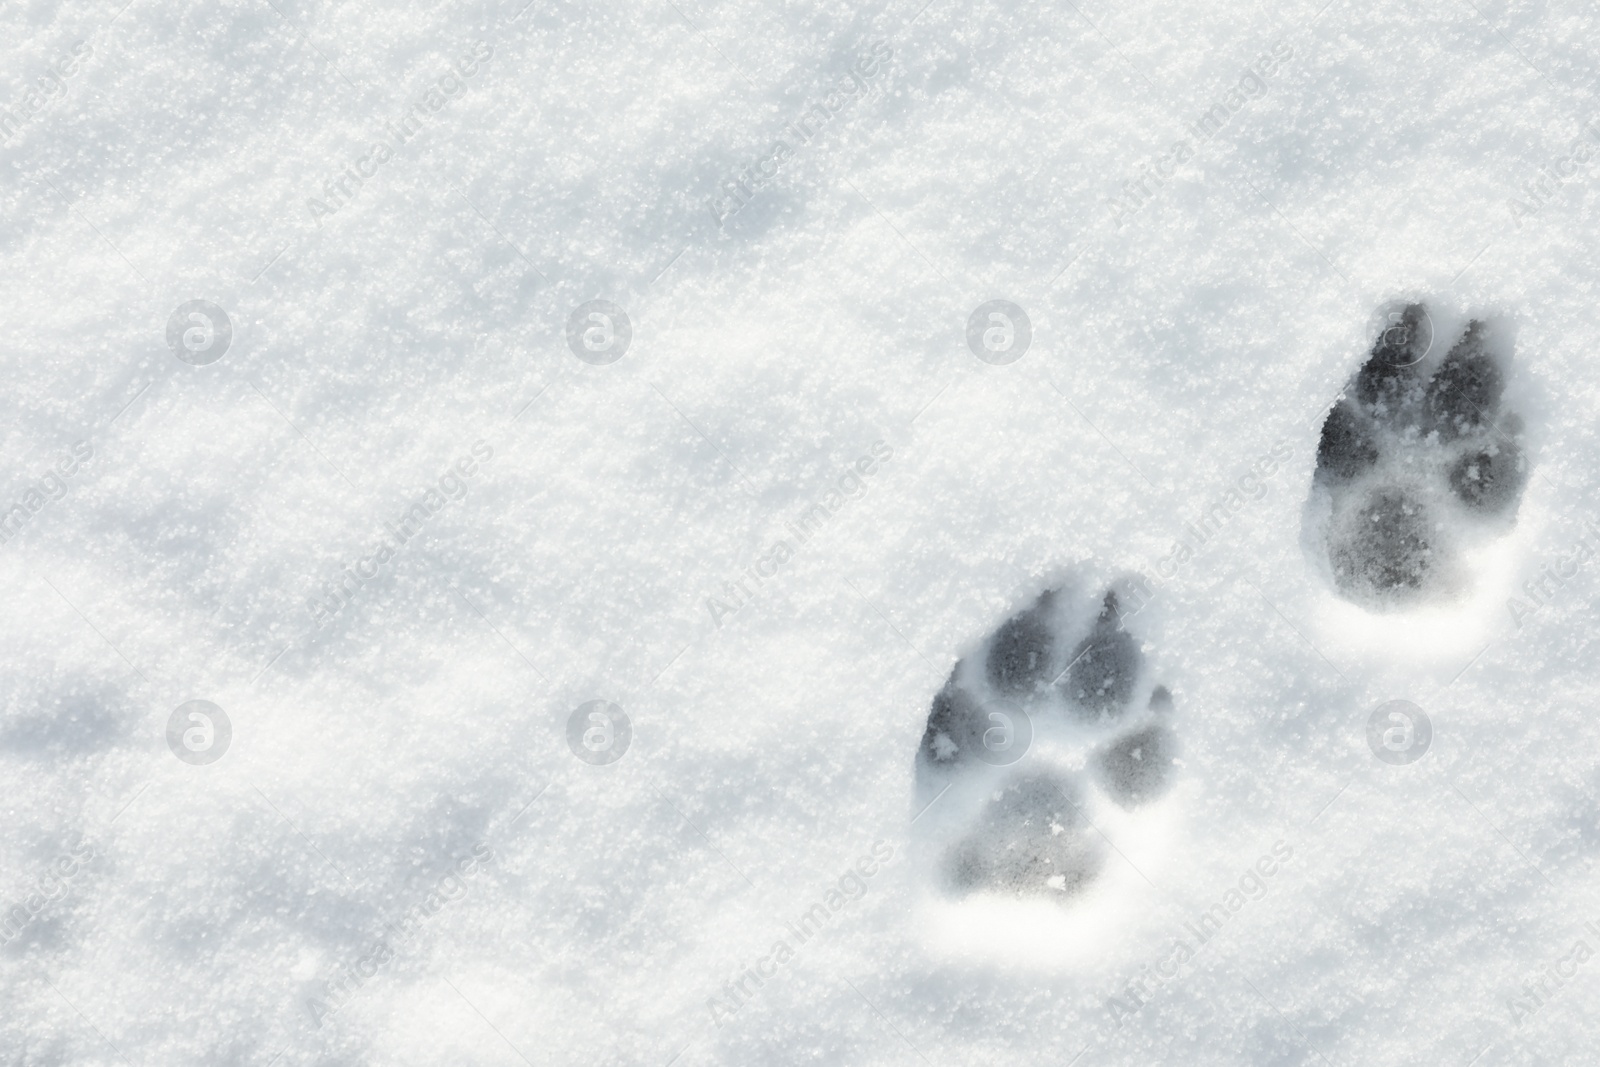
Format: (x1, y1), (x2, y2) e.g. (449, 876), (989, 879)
(1311, 303), (1529, 607)
(914, 581), (1178, 900)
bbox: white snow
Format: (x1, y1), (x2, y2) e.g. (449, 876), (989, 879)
(3, 0), (1599, 1063)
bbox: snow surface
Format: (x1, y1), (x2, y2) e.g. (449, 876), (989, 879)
(2, 0), (1599, 1062)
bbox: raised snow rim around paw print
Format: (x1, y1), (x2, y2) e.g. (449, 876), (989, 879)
(910, 571), (1183, 946)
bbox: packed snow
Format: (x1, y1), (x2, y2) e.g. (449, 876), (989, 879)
(3, 0), (1599, 1063)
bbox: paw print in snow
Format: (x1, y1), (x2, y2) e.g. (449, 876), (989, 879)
(914, 581), (1178, 900)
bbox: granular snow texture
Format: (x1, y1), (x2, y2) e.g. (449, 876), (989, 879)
(2, 0), (1599, 1063)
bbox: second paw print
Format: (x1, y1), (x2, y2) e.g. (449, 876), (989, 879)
(915, 578), (1180, 901)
